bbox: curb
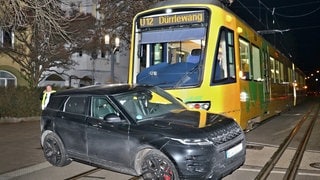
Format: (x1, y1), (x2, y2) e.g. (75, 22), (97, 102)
(0, 116), (40, 124)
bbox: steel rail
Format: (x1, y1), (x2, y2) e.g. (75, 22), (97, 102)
(254, 104), (316, 180)
(283, 104), (320, 180)
(64, 167), (101, 180)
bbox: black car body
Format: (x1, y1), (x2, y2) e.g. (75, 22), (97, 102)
(40, 84), (245, 180)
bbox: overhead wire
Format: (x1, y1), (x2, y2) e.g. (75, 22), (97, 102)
(258, 0), (320, 18)
(234, 0), (268, 29)
(235, 1), (297, 61)
(273, 1), (320, 18)
(236, 1), (320, 47)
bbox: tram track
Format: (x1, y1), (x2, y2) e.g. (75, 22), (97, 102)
(255, 103), (320, 180)
(64, 167), (102, 180)
(63, 167), (144, 180)
(64, 103), (320, 180)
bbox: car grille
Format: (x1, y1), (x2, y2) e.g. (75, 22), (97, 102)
(208, 122), (243, 145)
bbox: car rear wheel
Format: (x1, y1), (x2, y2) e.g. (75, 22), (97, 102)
(43, 132), (71, 167)
(141, 149), (179, 180)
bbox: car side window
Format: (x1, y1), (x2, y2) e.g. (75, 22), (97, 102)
(64, 96), (88, 115)
(91, 97), (116, 119)
(47, 96), (68, 110)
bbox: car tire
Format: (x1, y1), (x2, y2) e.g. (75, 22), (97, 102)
(141, 149), (179, 180)
(42, 132), (71, 167)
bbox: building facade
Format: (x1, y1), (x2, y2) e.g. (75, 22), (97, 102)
(0, 0), (129, 88)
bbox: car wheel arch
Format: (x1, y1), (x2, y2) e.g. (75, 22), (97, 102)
(135, 148), (179, 179)
(134, 148), (153, 174)
(41, 130), (54, 146)
(42, 131), (71, 167)
(134, 148), (178, 175)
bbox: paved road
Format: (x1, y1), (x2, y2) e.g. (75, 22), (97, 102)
(0, 120), (45, 174)
(225, 98), (320, 179)
(1, 97), (320, 179)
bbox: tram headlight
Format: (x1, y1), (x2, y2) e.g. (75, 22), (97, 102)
(186, 101), (210, 110)
(240, 92), (249, 102)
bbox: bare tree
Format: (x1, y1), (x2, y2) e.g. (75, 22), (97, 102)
(0, 0), (163, 88)
(66, 0), (162, 59)
(98, 0), (162, 47)
(0, 0), (70, 41)
(0, 0), (76, 88)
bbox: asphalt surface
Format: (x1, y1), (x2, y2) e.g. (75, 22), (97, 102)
(0, 97), (320, 179)
(0, 120), (45, 174)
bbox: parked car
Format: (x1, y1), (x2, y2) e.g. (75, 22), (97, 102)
(40, 84), (245, 179)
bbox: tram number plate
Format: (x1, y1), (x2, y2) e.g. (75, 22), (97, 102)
(226, 143), (243, 158)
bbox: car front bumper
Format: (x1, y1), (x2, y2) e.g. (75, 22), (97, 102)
(163, 137), (246, 179)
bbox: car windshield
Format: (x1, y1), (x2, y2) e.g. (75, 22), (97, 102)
(113, 86), (186, 122)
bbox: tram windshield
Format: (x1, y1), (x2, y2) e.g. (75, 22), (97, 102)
(136, 27), (206, 88)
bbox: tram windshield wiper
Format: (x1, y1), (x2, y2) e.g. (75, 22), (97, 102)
(174, 64), (201, 88)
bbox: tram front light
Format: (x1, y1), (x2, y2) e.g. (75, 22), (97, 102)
(186, 101), (210, 110)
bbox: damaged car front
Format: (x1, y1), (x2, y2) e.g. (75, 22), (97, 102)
(113, 86), (246, 179)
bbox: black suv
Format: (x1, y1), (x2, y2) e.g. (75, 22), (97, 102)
(40, 84), (245, 179)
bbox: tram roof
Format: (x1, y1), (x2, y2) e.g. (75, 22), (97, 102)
(153, 0), (225, 8)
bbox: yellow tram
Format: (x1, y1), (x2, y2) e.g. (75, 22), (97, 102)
(128, 0), (306, 129)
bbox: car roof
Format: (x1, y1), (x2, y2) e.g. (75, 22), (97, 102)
(53, 84), (152, 96)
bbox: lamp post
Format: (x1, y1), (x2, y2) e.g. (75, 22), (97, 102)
(104, 34), (120, 83)
(91, 51), (98, 85)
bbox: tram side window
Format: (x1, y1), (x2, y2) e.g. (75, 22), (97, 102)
(275, 60), (280, 83)
(288, 67), (293, 83)
(212, 28), (236, 83)
(262, 51), (270, 93)
(270, 57), (275, 83)
(251, 45), (262, 81)
(227, 31), (236, 78)
(280, 62), (284, 83)
(239, 39), (251, 80)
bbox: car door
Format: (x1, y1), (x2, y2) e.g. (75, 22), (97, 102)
(55, 95), (89, 159)
(86, 96), (132, 167)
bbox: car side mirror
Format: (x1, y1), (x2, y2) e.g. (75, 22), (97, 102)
(104, 113), (122, 123)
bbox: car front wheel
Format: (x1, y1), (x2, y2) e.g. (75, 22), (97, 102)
(141, 149), (179, 180)
(43, 132), (71, 167)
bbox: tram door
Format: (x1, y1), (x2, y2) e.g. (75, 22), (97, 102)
(262, 50), (270, 114)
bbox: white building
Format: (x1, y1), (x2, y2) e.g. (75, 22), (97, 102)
(39, 0), (129, 88)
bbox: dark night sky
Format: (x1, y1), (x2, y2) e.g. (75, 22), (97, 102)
(229, 0), (320, 74)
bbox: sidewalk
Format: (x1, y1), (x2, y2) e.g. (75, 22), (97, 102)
(0, 120), (45, 174)
(0, 116), (39, 124)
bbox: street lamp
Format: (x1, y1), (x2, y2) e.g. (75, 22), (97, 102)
(91, 51), (98, 85)
(104, 34), (120, 83)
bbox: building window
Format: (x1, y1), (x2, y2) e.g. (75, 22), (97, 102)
(0, 70), (17, 87)
(0, 28), (14, 48)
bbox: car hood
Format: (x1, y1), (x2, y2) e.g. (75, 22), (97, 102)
(136, 109), (240, 139)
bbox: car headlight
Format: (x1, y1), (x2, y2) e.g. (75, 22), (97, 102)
(170, 138), (213, 145)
